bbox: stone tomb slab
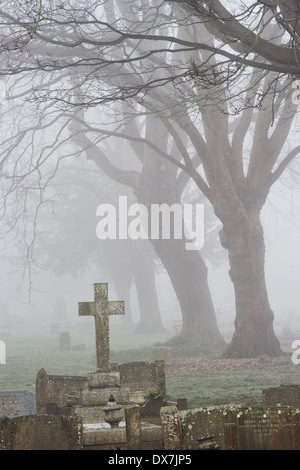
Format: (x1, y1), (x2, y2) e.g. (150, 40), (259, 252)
(83, 421), (163, 450)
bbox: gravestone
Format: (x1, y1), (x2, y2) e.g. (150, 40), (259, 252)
(160, 405), (238, 450)
(0, 415), (83, 450)
(69, 283), (130, 424)
(160, 405), (300, 450)
(36, 368), (88, 415)
(0, 391), (36, 418)
(262, 384), (300, 407)
(152, 346), (171, 365)
(0, 340), (5, 364)
(36, 281), (165, 449)
(37, 283), (168, 420)
(225, 407), (300, 450)
(79, 283), (124, 372)
(119, 361), (166, 403)
(59, 331), (71, 350)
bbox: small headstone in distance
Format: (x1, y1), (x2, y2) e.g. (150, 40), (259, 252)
(0, 340), (6, 365)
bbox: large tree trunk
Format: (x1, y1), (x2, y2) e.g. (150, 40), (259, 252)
(153, 238), (225, 345)
(220, 214), (282, 358)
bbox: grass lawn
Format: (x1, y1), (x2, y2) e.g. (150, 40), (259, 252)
(166, 359), (299, 408)
(0, 331), (299, 410)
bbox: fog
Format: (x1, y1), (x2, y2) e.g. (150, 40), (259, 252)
(0, 0), (299, 364)
(0, 171), (299, 345)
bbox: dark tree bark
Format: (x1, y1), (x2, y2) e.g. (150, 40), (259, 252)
(219, 214), (282, 357)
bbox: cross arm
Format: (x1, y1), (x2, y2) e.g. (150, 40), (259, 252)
(107, 301), (125, 316)
(78, 302), (96, 317)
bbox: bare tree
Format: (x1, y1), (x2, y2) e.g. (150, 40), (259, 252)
(0, 1), (299, 356)
(68, 104), (225, 345)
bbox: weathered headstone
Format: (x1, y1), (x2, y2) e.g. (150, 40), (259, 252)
(160, 406), (182, 450)
(152, 346), (171, 365)
(78, 283), (124, 372)
(119, 361), (166, 403)
(0, 340), (5, 364)
(36, 368), (88, 415)
(160, 405), (300, 450)
(0, 415), (83, 450)
(0, 390), (36, 418)
(262, 384), (300, 407)
(59, 331), (71, 350)
(226, 407), (300, 450)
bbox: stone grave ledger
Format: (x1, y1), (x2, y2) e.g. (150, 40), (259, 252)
(0, 391), (36, 418)
(160, 405), (300, 450)
(230, 407), (300, 450)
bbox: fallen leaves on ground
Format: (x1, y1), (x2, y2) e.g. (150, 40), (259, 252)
(166, 356), (289, 377)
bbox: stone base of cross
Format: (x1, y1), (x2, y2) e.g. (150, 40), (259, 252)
(78, 283), (124, 372)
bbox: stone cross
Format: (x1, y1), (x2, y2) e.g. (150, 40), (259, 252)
(78, 283), (124, 372)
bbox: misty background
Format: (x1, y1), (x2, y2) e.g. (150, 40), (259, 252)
(0, 1), (299, 366)
(0, 156), (299, 345)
